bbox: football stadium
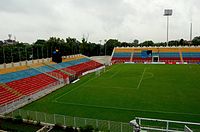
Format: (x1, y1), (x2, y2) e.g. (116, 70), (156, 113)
(1, 46), (200, 132)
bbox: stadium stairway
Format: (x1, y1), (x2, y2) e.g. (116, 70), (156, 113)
(130, 50), (134, 62)
(179, 49), (184, 63)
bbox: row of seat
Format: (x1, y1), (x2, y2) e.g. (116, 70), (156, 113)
(112, 52), (132, 58)
(0, 86), (21, 105)
(112, 51), (200, 63)
(0, 56), (103, 106)
(66, 60), (103, 76)
(0, 55), (86, 75)
(47, 70), (69, 80)
(0, 57), (90, 83)
(6, 74), (57, 96)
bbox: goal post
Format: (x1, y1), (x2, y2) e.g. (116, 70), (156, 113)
(185, 125), (193, 132)
(95, 69), (101, 76)
(133, 117), (200, 132)
(95, 67), (105, 76)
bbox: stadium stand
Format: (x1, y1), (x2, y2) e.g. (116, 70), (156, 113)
(0, 65), (29, 74)
(66, 60), (103, 76)
(0, 69), (41, 83)
(0, 85), (22, 105)
(6, 74), (57, 96)
(0, 54), (103, 110)
(0, 63), (47, 75)
(62, 55), (85, 62)
(111, 47), (200, 63)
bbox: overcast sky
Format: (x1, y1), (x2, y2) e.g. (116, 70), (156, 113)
(0, 0), (199, 43)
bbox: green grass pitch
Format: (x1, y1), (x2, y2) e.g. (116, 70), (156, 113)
(21, 64), (200, 123)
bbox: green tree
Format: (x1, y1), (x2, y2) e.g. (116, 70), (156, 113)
(168, 40), (179, 46)
(105, 39), (121, 55)
(141, 40), (154, 46)
(133, 39), (139, 46)
(192, 36), (200, 46)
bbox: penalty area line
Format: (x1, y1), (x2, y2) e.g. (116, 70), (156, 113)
(54, 65), (119, 102)
(54, 74), (99, 102)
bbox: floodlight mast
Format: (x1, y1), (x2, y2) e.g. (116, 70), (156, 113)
(190, 22), (193, 42)
(164, 9), (173, 47)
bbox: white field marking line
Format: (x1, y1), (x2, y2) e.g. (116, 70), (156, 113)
(143, 72), (154, 80)
(54, 75), (99, 101)
(54, 66), (116, 102)
(108, 70), (120, 79)
(83, 85), (137, 90)
(53, 101), (200, 116)
(104, 64), (119, 73)
(137, 67), (147, 89)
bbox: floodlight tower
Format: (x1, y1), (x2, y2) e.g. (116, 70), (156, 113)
(164, 9), (173, 46)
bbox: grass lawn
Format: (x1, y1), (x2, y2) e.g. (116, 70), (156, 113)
(21, 64), (200, 123)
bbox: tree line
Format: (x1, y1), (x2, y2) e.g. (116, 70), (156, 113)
(0, 36), (200, 64)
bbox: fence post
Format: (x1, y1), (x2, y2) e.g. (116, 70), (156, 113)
(27, 110), (29, 118)
(121, 122), (123, 132)
(64, 115), (66, 126)
(85, 118), (87, 126)
(44, 113), (46, 122)
(19, 109), (21, 116)
(139, 118), (141, 125)
(12, 111), (14, 117)
(36, 111), (37, 121)
(96, 119), (98, 128)
(74, 117), (76, 127)
(108, 121), (110, 130)
(166, 121), (169, 131)
(54, 114), (56, 124)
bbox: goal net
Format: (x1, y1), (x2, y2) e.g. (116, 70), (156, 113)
(95, 67), (105, 76)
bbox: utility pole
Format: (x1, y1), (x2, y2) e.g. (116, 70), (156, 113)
(99, 40), (102, 56)
(104, 39), (107, 56)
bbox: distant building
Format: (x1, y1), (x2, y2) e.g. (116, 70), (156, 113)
(4, 39), (16, 45)
(0, 40), (3, 45)
(2, 34), (17, 45)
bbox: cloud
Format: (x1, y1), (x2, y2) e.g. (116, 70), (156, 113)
(0, 0), (199, 43)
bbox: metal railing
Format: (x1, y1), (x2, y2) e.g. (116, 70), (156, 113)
(136, 117), (200, 132)
(8, 109), (133, 132)
(0, 81), (65, 115)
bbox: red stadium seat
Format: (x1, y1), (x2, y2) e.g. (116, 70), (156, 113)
(0, 86), (21, 105)
(6, 74), (57, 96)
